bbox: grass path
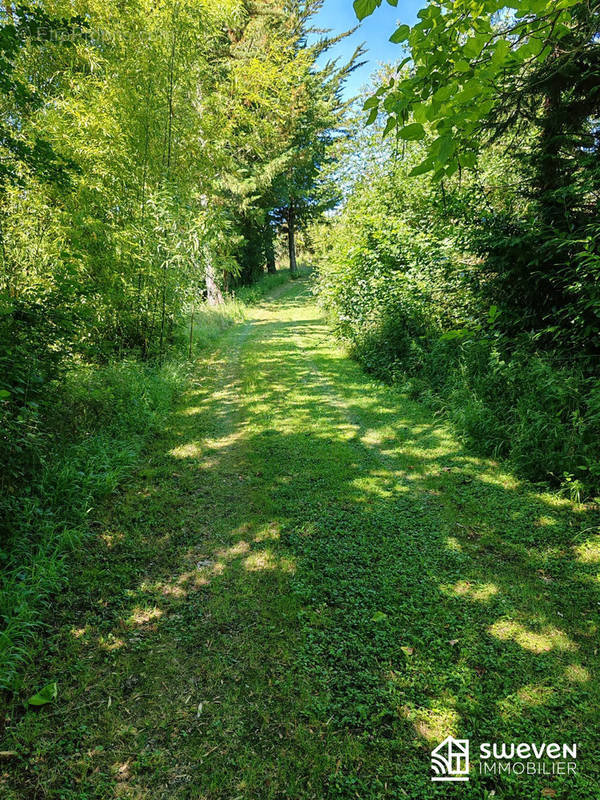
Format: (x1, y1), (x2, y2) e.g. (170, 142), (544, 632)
(3, 279), (600, 799)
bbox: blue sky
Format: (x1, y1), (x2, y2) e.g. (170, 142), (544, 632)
(311, 0), (424, 98)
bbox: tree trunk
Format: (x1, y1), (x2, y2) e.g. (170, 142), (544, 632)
(158, 261), (167, 366)
(265, 222), (276, 273)
(287, 202), (298, 276)
(205, 249), (224, 306)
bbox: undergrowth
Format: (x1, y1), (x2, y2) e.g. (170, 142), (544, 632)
(0, 270), (289, 690)
(312, 175), (600, 501)
(355, 323), (600, 501)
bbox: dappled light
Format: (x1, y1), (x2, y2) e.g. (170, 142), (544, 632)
(497, 685), (556, 722)
(1, 0), (598, 795)
(168, 441), (204, 459)
(489, 620), (577, 654)
(574, 534), (600, 564)
(5, 282), (599, 799)
(127, 607), (164, 627)
(445, 536), (463, 552)
(98, 634), (126, 652)
(443, 580), (499, 602)
(564, 663), (591, 684)
(400, 703), (461, 745)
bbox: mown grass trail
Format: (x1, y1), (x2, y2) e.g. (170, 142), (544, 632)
(3, 279), (600, 799)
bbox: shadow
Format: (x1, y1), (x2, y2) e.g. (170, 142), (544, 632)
(4, 283), (600, 799)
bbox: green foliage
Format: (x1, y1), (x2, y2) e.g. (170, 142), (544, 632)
(0, 0), (351, 370)
(353, 0), (397, 22)
(0, 4), (82, 187)
(0, 270), (290, 690)
(313, 125), (600, 497)
(358, 0), (599, 179)
(28, 682), (57, 706)
(0, 358), (187, 689)
(322, 0), (600, 495)
(233, 269), (290, 305)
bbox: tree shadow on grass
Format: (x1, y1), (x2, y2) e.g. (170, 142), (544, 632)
(3, 293), (600, 800)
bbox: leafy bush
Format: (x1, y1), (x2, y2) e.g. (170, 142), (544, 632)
(313, 152), (600, 498)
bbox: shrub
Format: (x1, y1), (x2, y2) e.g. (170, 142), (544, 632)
(313, 161), (600, 498)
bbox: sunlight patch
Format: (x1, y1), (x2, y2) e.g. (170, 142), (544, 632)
(180, 405), (205, 416)
(203, 431), (245, 451)
(537, 491), (575, 510)
(401, 703), (460, 745)
(352, 476), (393, 498)
(535, 515), (557, 527)
(253, 522), (281, 542)
(489, 619), (576, 653)
(445, 536), (463, 552)
(218, 540), (250, 559)
(100, 530), (124, 548)
(128, 606), (163, 626)
(140, 573), (191, 599)
(242, 549), (296, 573)
(361, 429), (385, 446)
(476, 471), (520, 490)
(498, 684), (555, 719)
(574, 535), (600, 564)
(157, 579), (188, 598)
(516, 684), (554, 706)
(564, 663), (590, 683)
(444, 580), (498, 601)
(98, 634), (125, 651)
(169, 442), (202, 458)
(244, 549), (277, 571)
(176, 569), (212, 589)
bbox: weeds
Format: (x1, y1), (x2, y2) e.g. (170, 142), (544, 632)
(0, 270), (290, 690)
(2, 282), (599, 799)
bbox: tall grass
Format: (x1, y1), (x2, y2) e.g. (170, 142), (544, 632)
(403, 337), (600, 499)
(0, 361), (187, 690)
(233, 270), (289, 303)
(341, 312), (600, 500)
(0, 270), (289, 690)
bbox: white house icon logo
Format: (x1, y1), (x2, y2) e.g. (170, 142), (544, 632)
(431, 736), (470, 781)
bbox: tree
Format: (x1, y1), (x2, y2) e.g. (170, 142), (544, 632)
(0, 4), (81, 192)
(356, 0), (595, 179)
(269, 6), (364, 275)
(354, 0), (600, 352)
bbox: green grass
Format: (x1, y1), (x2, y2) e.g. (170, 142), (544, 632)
(183, 270), (292, 354)
(0, 360), (189, 692)
(0, 269), (291, 693)
(2, 278), (599, 799)
(233, 270), (291, 305)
